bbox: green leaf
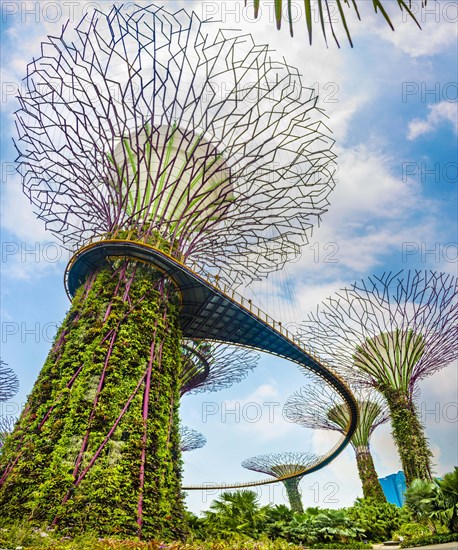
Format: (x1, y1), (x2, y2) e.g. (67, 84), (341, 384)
(336, 0), (354, 47)
(275, 0), (283, 30)
(304, 0), (313, 44)
(372, 0), (395, 31)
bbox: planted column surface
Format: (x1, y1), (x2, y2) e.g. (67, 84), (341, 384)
(380, 386), (432, 484)
(355, 447), (386, 501)
(0, 261), (186, 540)
(283, 477), (304, 513)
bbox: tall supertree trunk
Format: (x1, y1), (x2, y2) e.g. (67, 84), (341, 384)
(354, 446), (386, 501)
(380, 386), (433, 484)
(0, 261), (187, 540)
(283, 477), (304, 513)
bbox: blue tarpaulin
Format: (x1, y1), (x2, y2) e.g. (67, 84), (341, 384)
(378, 471), (406, 507)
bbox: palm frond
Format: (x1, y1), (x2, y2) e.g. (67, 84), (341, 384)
(244, 0), (432, 46)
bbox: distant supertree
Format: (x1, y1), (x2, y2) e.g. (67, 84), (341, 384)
(0, 4), (336, 539)
(0, 416), (16, 453)
(179, 426), (206, 452)
(242, 452), (321, 512)
(299, 271), (458, 484)
(0, 361), (19, 402)
(285, 382), (389, 501)
(180, 341), (259, 395)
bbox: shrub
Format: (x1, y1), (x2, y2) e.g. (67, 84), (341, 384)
(346, 497), (411, 542)
(392, 522), (431, 542)
(399, 532), (458, 548)
(308, 542), (368, 549)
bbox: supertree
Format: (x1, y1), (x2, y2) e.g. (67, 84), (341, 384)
(180, 341), (259, 396)
(0, 361), (19, 402)
(0, 4), (339, 539)
(179, 426), (206, 452)
(284, 381), (389, 501)
(299, 270), (458, 484)
(0, 416), (17, 453)
(242, 452), (321, 512)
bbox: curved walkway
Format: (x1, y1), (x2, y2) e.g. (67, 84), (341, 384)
(65, 239), (358, 490)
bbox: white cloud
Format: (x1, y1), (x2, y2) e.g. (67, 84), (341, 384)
(407, 101), (458, 140)
(372, 0), (458, 57)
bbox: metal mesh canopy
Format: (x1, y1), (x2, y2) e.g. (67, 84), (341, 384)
(180, 340), (259, 395)
(284, 380), (389, 450)
(0, 361), (19, 402)
(179, 426), (206, 452)
(242, 451), (321, 480)
(15, 3), (336, 283)
(0, 416), (16, 451)
(299, 271), (458, 398)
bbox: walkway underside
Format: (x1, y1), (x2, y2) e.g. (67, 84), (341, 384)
(65, 239), (358, 489)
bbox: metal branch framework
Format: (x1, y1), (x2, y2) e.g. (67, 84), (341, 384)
(0, 361), (19, 402)
(0, 416), (16, 451)
(179, 426), (206, 452)
(242, 452), (321, 512)
(299, 271), (457, 397)
(284, 382), (389, 450)
(284, 380), (389, 500)
(299, 270), (457, 484)
(15, 4), (336, 285)
(180, 341), (259, 395)
(242, 451), (321, 479)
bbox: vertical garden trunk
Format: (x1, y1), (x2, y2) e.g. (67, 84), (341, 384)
(381, 387), (433, 484)
(0, 261), (187, 540)
(283, 477), (304, 513)
(354, 445), (386, 501)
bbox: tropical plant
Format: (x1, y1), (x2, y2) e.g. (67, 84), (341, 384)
(435, 467), (458, 532)
(404, 469), (458, 534)
(202, 491), (268, 540)
(404, 479), (439, 533)
(260, 504), (295, 540)
(246, 0), (434, 46)
(347, 497), (411, 541)
(393, 521), (432, 543)
(282, 508), (365, 545)
(400, 532), (458, 548)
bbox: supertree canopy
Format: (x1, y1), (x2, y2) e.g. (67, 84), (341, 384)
(0, 3), (342, 540)
(0, 361), (19, 402)
(0, 416), (17, 453)
(299, 270), (458, 484)
(285, 381), (389, 501)
(15, 7), (336, 284)
(180, 341), (259, 395)
(242, 452), (321, 512)
(179, 426), (206, 452)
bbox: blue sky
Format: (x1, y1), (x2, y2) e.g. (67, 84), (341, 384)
(0, 1), (457, 514)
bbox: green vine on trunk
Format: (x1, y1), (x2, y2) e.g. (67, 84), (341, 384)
(0, 260), (187, 541)
(355, 447), (386, 501)
(379, 385), (433, 484)
(283, 477), (304, 513)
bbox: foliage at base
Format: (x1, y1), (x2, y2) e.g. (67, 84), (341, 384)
(399, 532), (458, 548)
(346, 498), (411, 542)
(355, 450), (386, 502)
(380, 387), (432, 484)
(0, 261), (186, 540)
(308, 542), (368, 549)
